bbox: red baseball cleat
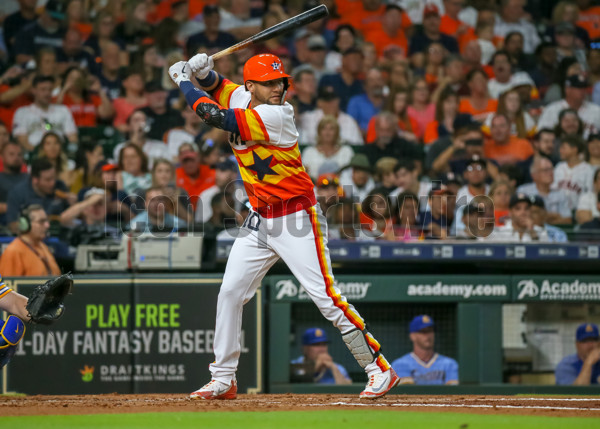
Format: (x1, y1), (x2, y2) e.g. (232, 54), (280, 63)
(359, 368), (399, 399)
(190, 379), (237, 400)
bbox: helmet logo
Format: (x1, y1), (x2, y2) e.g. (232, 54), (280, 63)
(271, 62), (281, 71)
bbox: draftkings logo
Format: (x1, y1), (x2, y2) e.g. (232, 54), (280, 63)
(80, 365), (95, 382)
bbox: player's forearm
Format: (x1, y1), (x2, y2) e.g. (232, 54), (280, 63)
(573, 365), (593, 385)
(2, 291), (30, 321)
(178, 80), (239, 134)
(179, 80), (214, 110)
(195, 70), (224, 94)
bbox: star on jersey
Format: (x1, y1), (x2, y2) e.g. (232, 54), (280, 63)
(246, 151), (277, 180)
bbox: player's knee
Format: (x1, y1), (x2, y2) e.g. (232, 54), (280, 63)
(218, 284), (246, 303)
(0, 316), (26, 368)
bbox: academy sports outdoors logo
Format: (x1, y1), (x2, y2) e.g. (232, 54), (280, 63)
(80, 365), (94, 382)
(275, 279), (371, 300)
(517, 279), (600, 300)
(407, 281), (508, 299)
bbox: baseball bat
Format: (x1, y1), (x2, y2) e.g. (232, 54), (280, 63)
(210, 5), (329, 61)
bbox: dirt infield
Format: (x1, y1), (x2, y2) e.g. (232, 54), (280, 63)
(2, 394), (599, 417)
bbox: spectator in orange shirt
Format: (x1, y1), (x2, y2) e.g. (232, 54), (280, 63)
(364, 4), (409, 59)
(0, 204), (61, 277)
(360, 187), (395, 240)
(484, 114), (534, 165)
(576, 0), (600, 40)
(175, 144), (215, 210)
(65, 0), (93, 40)
(112, 67), (147, 133)
(459, 68), (498, 122)
(423, 42), (448, 88)
(407, 77), (436, 139)
(489, 180), (513, 226)
(424, 87), (459, 145)
(440, 0), (477, 52)
(54, 66), (114, 127)
(0, 66), (34, 132)
(366, 87), (419, 144)
(341, 0), (411, 39)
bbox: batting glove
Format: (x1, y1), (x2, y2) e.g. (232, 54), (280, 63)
(188, 53), (214, 79)
(168, 61), (192, 85)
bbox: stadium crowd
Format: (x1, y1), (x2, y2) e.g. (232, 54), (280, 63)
(1, 0), (600, 245)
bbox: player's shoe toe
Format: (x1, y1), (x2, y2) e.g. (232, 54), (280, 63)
(190, 379), (237, 400)
(359, 368), (399, 399)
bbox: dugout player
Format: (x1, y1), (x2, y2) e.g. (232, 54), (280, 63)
(291, 328), (352, 385)
(168, 54), (399, 399)
(391, 315), (459, 385)
(555, 323), (600, 385)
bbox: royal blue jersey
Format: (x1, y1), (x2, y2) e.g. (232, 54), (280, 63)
(291, 355), (351, 384)
(391, 352), (459, 385)
(555, 353), (600, 385)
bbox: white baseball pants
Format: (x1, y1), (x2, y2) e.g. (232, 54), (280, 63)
(208, 204), (389, 383)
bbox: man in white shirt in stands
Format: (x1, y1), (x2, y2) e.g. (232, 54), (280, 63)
(455, 155), (490, 207)
(112, 109), (170, 167)
(553, 135), (595, 210)
(485, 193), (550, 242)
(338, 154), (375, 203)
(494, 0), (541, 54)
(389, 159), (432, 204)
(537, 75), (600, 135)
(165, 104), (204, 162)
(517, 155), (573, 224)
(487, 50), (538, 99)
(12, 75), (77, 151)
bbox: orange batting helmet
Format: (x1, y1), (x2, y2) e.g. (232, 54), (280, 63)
(243, 54), (290, 83)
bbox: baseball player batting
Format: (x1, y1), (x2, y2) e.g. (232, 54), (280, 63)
(168, 54), (399, 399)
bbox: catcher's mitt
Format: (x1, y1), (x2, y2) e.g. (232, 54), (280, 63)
(26, 273), (74, 325)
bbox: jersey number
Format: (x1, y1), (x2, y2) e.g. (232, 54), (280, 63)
(242, 212), (261, 231)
